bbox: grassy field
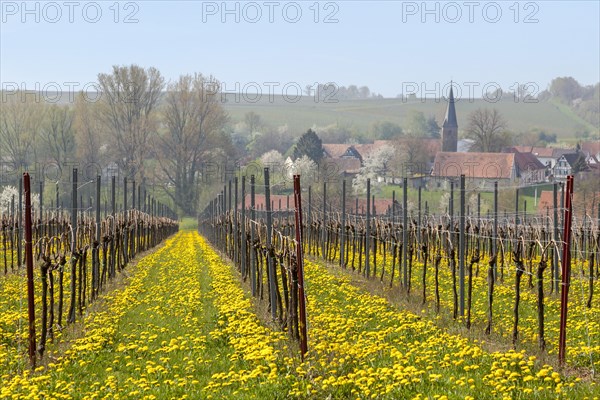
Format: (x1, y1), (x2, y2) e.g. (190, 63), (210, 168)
(223, 95), (596, 139)
(322, 184), (541, 216)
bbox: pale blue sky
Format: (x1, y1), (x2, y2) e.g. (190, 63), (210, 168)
(1, 1), (598, 97)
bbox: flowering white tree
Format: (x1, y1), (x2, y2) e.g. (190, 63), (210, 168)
(287, 155), (318, 182)
(260, 150), (285, 168)
(0, 185), (40, 214)
(352, 145), (395, 194)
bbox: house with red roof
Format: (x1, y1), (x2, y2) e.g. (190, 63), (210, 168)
(430, 152), (517, 189)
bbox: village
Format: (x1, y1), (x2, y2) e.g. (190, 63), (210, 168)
(248, 86), (600, 217)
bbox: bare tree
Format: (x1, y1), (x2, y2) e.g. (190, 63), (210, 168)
(157, 73), (229, 216)
(0, 94), (43, 173)
(393, 136), (432, 177)
(466, 108), (512, 152)
(74, 92), (105, 168)
(96, 65), (164, 182)
(359, 86), (371, 99)
(39, 104), (75, 169)
(244, 111), (263, 134)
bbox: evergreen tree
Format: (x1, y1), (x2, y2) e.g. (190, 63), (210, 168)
(571, 153), (588, 173)
(426, 116), (441, 138)
(293, 129), (323, 163)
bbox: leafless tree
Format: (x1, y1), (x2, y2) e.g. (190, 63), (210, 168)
(0, 94), (44, 173)
(466, 108), (512, 152)
(96, 65), (164, 182)
(244, 111), (263, 134)
(393, 136), (432, 177)
(157, 73), (229, 215)
(74, 92), (105, 169)
(39, 104), (75, 169)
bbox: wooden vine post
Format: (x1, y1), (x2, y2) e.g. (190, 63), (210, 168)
(365, 178), (371, 278)
(23, 173), (37, 369)
(264, 168), (277, 321)
(459, 174), (465, 318)
(558, 175), (574, 366)
(293, 175), (308, 359)
(340, 180), (346, 268)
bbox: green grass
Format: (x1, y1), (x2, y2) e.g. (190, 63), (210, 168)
(179, 217), (198, 231)
(223, 96), (598, 139)
(370, 185), (541, 216)
(548, 99), (598, 134)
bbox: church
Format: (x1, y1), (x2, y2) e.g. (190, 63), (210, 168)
(441, 84), (458, 152)
(432, 83), (546, 188)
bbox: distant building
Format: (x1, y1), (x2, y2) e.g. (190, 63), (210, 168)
(504, 148), (547, 184)
(321, 143), (367, 179)
(553, 152), (588, 180)
(322, 144), (363, 160)
(431, 152), (517, 189)
(580, 140), (600, 160)
(579, 141), (600, 170)
(321, 157), (362, 178)
(322, 139), (441, 180)
(509, 145), (571, 169)
(431, 150), (549, 188)
(440, 84), (458, 152)
(505, 144), (600, 181)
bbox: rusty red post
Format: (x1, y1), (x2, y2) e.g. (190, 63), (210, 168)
(293, 175), (308, 359)
(23, 173), (37, 369)
(558, 175), (574, 366)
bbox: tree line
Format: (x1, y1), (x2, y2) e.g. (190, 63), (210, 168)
(0, 66), (235, 216)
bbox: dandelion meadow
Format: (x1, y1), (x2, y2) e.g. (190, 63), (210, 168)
(1, 229), (598, 399)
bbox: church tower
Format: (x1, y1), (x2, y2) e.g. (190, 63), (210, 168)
(441, 83), (458, 152)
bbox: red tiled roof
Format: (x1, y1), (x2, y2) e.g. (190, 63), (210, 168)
(322, 144), (354, 158)
(581, 140), (600, 156)
(538, 190), (560, 213)
(511, 146), (555, 157)
(431, 152), (516, 180)
(510, 146), (572, 158)
(353, 143), (375, 157)
(513, 151), (546, 171)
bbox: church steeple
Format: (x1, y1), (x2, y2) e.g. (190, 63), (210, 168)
(443, 84), (458, 128)
(441, 82), (458, 152)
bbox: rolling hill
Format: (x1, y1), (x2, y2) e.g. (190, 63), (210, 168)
(222, 94), (596, 140)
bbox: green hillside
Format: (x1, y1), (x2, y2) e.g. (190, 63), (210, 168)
(223, 95), (595, 139)
(14, 90), (596, 140)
